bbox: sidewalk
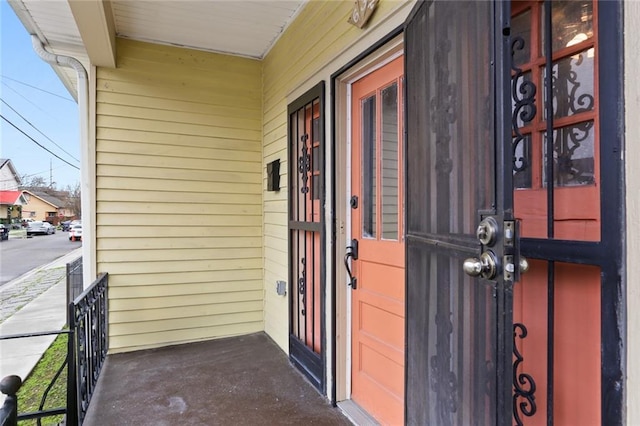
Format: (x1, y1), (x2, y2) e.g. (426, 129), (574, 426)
(0, 247), (82, 380)
(8, 229), (27, 240)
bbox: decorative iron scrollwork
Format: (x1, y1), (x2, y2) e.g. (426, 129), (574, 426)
(484, 359), (495, 397)
(298, 136), (311, 194)
(298, 257), (307, 316)
(511, 36), (537, 176)
(513, 322), (537, 426)
(430, 35), (457, 177)
(552, 56), (594, 118)
(549, 56), (595, 186)
(428, 9), (458, 423)
(551, 121), (594, 185)
(430, 312), (458, 423)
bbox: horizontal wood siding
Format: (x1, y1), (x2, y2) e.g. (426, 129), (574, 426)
(22, 196), (56, 222)
(262, 0), (404, 352)
(97, 38), (263, 353)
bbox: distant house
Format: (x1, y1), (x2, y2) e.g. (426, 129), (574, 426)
(0, 159), (21, 191)
(0, 190), (28, 225)
(22, 190), (70, 224)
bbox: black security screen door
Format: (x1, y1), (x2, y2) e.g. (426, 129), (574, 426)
(405, 1), (515, 424)
(508, 1), (624, 424)
(287, 82), (325, 391)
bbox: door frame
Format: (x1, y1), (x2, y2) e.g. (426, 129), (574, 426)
(330, 28), (404, 409)
(598, 2), (625, 422)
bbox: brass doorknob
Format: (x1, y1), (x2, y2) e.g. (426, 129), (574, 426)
(463, 258), (483, 276)
(463, 251), (497, 279)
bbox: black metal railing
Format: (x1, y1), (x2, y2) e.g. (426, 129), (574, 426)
(0, 330), (72, 425)
(0, 272), (108, 426)
(69, 272), (108, 424)
(66, 256), (83, 310)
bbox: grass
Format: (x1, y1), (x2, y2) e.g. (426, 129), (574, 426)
(17, 333), (68, 425)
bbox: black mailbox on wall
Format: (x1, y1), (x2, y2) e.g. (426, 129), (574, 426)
(267, 159), (280, 192)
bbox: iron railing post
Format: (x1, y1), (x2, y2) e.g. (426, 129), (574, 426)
(67, 302), (78, 426)
(0, 375), (22, 426)
(66, 261), (71, 320)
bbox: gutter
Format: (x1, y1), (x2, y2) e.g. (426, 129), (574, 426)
(31, 35), (95, 289)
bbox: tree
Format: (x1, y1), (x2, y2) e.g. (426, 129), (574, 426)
(20, 175), (50, 191)
(64, 182), (81, 219)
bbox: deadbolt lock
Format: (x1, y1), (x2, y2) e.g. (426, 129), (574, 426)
(476, 217), (499, 246)
(463, 251), (498, 280)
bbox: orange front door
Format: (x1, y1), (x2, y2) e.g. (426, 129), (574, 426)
(350, 56), (404, 425)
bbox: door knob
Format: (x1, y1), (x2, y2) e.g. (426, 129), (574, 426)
(463, 251), (498, 279)
(463, 258), (483, 276)
(519, 256), (529, 274)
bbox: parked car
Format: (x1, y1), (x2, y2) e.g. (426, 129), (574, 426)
(27, 221), (56, 235)
(0, 224), (8, 241)
(61, 220), (72, 231)
(69, 224), (82, 241)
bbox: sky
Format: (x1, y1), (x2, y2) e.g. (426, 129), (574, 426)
(0, 0), (80, 190)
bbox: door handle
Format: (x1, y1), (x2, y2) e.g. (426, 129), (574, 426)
(344, 239), (358, 289)
(463, 251), (498, 280)
(463, 215), (530, 281)
(347, 238), (358, 260)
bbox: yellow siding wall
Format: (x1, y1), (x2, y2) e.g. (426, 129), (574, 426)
(96, 39), (263, 352)
(262, 0), (406, 351)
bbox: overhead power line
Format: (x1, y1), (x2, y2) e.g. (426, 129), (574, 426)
(1, 82), (57, 119)
(0, 114), (80, 171)
(1, 99), (80, 163)
(0, 166), (67, 184)
(1, 74), (75, 102)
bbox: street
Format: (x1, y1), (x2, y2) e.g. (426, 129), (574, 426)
(0, 231), (80, 287)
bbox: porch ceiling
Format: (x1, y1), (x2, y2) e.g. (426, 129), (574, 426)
(9, 0), (306, 97)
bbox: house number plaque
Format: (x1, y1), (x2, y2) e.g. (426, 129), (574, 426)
(348, 0), (379, 29)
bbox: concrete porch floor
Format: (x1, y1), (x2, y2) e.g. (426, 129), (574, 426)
(83, 333), (351, 426)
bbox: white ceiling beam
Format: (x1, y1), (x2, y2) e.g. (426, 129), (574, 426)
(67, 0), (116, 68)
